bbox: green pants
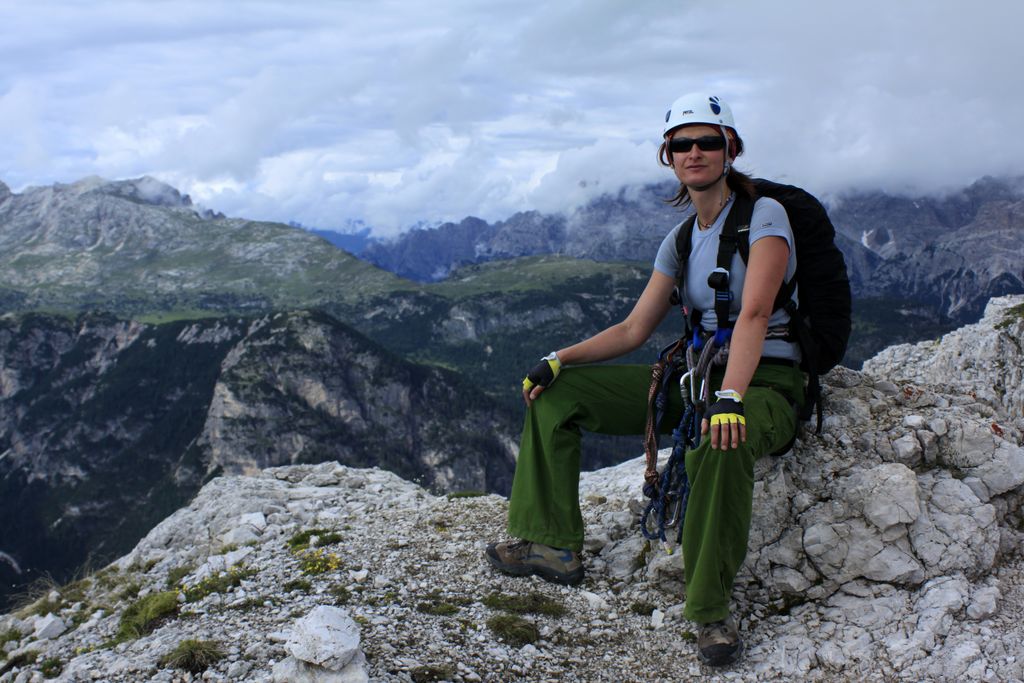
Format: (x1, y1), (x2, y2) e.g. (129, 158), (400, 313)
(507, 362), (803, 623)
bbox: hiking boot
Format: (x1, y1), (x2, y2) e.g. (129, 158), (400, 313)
(485, 539), (584, 585)
(697, 615), (744, 666)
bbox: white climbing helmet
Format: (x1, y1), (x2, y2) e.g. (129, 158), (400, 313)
(663, 93), (737, 138)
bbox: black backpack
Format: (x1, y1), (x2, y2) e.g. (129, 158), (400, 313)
(672, 178), (852, 430)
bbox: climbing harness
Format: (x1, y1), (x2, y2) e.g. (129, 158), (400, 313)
(639, 327), (731, 550)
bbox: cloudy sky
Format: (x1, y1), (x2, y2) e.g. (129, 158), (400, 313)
(2, 0), (1021, 236)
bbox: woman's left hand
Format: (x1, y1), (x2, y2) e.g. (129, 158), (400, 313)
(701, 392), (746, 450)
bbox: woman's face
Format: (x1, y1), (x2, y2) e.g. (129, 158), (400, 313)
(667, 124), (728, 190)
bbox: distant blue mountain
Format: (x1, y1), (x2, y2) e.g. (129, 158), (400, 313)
(302, 225), (374, 255)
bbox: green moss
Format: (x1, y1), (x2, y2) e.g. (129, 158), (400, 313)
(486, 614), (539, 647)
(482, 591), (566, 617)
(410, 664), (456, 682)
(630, 600), (657, 616)
(158, 639), (225, 674)
(182, 567), (257, 603)
(114, 591), (179, 642)
(680, 630), (696, 642)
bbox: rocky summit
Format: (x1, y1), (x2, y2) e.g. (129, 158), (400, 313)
(1, 295), (1023, 682)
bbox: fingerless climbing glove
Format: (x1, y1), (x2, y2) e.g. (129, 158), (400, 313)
(706, 389), (745, 427)
(523, 352), (562, 392)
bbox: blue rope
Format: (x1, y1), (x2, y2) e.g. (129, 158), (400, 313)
(640, 402), (699, 545)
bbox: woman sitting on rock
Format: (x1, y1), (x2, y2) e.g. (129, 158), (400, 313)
(484, 93), (806, 667)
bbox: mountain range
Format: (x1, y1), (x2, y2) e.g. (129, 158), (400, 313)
(362, 175), (1024, 326)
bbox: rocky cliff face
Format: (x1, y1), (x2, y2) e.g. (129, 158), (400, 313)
(1, 295), (1022, 682)
(0, 310), (516, 609)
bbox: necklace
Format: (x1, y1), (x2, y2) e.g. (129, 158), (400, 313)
(697, 191), (733, 230)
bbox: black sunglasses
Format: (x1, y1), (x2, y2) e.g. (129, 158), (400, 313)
(668, 135), (726, 154)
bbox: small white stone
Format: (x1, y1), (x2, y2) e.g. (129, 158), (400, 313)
(33, 613), (66, 640)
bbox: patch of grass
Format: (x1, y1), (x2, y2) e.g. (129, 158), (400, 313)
(228, 597), (267, 611)
(60, 577), (91, 604)
(330, 585), (351, 606)
(410, 664), (456, 682)
(287, 527), (341, 553)
(114, 591), (179, 642)
(997, 302), (1024, 330)
(118, 581), (142, 601)
(40, 657), (63, 678)
(0, 649), (39, 673)
(283, 578), (312, 593)
(94, 568), (122, 590)
(416, 600), (459, 616)
(22, 596), (62, 618)
(482, 591), (567, 617)
(10, 575), (64, 619)
(486, 614), (539, 647)
(166, 564), (195, 589)
(630, 600), (657, 616)
(680, 630), (696, 642)
(446, 490), (486, 499)
(158, 639), (225, 674)
(0, 628), (22, 647)
(297, 549), (343, 576)
(181, 567), (257, 603)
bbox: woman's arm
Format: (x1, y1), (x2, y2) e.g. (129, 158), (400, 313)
(524, 269), (675, 405)
(704, 234), (790, 449)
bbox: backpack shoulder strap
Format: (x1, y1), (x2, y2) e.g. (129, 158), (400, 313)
(670, 214), (698, 310)
(732, 195), (797, 314)
(712, 194), (755, 331)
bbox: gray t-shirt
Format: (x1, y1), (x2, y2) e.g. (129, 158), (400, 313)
(654, 195), (800, 361)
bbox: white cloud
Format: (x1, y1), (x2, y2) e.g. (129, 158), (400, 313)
(1, 0), (1022, 235)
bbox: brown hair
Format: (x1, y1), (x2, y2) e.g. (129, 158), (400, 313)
(657, 131), (755, 208)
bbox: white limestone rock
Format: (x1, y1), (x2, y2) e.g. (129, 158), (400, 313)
(909, 474), (999, 579)
(967, 585), (1001, 620)
(285, 606), (362, 671)
(32, 613), (66, 640)
(842, 463), (921, 534)
(273, 651), (369, 683)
